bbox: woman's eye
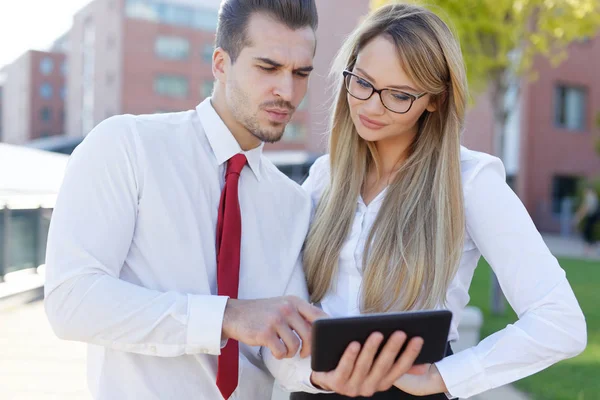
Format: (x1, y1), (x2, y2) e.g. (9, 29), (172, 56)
(357, 78), (371, 88)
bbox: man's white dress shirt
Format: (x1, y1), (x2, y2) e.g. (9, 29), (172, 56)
(266, 148), (587, 399)
(44, 98), (319, 399)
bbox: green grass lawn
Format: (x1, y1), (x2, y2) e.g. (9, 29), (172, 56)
(468, 258), (600, 400)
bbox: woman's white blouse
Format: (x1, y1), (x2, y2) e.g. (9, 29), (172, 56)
(300, 146), (586, 399)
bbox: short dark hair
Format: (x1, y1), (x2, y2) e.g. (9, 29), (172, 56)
(216, 0), (318, 62)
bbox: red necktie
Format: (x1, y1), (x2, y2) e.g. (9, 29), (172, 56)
(216, 153), (246, 399)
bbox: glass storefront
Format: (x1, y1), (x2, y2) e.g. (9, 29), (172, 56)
(0, 208), (51, 278)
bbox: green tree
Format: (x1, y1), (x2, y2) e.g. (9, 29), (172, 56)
(371, 0), (600, 314)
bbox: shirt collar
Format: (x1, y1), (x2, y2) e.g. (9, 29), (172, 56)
(196, 98), (263, 181)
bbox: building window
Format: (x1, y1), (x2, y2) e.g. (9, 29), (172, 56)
(60, 86), (67, 100)
(201, 80), (213, 99)
(202, 44), (214, 63)
(555, 85), (586, 131)
(154, 75), (189, 98)
(192, 9), (218, 31)
(125, 0), (218, 31)
(40, 107), (52, 122)
(155, 36), (190, 60)
(162, 4), (192, 27)
(40, 57), (54, 75)
(125, 0), (159, 22)
(551, 175), (580, 214)
(283, 123), (306, 143)
(61, 61), (68, 75)
(40, 83), (53, 99)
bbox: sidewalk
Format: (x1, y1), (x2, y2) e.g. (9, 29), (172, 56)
(0, 300), (90, 400)
(542, 233), (600, 261)
(0, 268), (44, 312)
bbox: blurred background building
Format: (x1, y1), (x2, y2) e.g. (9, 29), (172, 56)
(1, 50), (66, 143)
(464, 37), (600, 233)
(66, 0), (219, 137)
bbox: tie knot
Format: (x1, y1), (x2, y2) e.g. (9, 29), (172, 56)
(226, 154), (247, 177)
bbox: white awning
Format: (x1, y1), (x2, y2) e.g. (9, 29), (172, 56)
(0, 143), (69, 209)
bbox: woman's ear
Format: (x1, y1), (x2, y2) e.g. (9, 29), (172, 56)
(426, 90), (447, 113)
(426, 99), (437, 113)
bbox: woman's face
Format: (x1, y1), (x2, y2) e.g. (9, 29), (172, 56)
(347, 35), (437, 144)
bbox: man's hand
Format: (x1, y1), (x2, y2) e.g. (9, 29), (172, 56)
(222, 296), (327, 359)
(310, 331), (425, 397)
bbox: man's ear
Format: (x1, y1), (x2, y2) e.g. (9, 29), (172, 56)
(213, 47), (230, 84)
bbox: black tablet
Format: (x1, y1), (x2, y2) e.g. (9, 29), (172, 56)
(311, 309), (452, 372)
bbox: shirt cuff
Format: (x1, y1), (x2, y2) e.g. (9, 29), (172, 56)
(186, 294), (229, 355)
(435, 348), (488, 399)
(293, 356), (335, 394)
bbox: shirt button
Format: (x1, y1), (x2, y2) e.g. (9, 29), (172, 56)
(149, 345), (157, 354)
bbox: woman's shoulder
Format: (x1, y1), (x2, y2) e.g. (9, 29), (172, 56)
(302, 154), (331, 202)
(304, 148), (507, 199)
(309, 154), (331, 177)
(460, 145), (506, 190)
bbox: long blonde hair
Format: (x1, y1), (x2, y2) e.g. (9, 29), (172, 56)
(304, 3), (467, 313)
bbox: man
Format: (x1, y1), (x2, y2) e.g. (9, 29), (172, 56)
(45, 1), (422, 399)
(45, 1), (323, 399)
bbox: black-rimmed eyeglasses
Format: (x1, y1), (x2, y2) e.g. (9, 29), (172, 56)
(342, 70), (426, 114)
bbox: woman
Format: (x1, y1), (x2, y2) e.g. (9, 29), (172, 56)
(267, 4), (586, 399)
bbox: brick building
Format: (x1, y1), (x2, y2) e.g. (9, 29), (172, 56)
(1, 51), (66, 144)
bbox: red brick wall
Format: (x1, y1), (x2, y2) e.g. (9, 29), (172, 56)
(29, 51), (66, 140)
(121, 19), (215, 115)
(520, 37), (600, 231)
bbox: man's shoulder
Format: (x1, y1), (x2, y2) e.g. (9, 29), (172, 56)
(75, 111), (203, 164)
(87, 111), (197, 139)
(77, 114), (138, 152)
(129, 110), (199, 139)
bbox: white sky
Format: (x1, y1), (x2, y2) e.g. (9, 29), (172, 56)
(0, 0), (92, 69)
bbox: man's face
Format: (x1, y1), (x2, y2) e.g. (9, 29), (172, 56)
(224, 13), (316, 143)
